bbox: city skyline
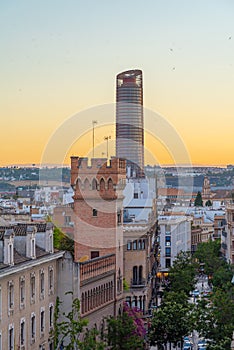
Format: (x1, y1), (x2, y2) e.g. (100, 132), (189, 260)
(1, 1), (234, 166)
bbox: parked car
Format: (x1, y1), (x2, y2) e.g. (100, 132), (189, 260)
(198, 338), (207, 349)
(183, 343), (193, 350)
(183, 340), (193, 350)
(191, 289), (200, 297)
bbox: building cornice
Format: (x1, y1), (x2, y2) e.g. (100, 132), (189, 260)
(0, 251), (65, 278)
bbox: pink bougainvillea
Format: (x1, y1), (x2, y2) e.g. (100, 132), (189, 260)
(123, 302), (146, 338)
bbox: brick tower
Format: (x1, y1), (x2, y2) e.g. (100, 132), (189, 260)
(71, 156), (126, 309)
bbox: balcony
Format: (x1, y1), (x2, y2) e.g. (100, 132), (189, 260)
(222, 230), (227, 238)
(79, 254), (115, 285)
(221, 242), (227, 250)
(131, 278), (146, 288)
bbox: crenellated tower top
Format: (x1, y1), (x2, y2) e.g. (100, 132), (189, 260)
(71, 156), (126, 200)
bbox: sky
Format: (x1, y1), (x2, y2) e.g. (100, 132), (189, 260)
(1, 0), (234, 167)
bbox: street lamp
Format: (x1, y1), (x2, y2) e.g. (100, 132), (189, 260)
(104, 136), (111, 160)
(92, 120), (98, 158)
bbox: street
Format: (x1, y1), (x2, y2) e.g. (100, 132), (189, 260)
(150, 275), (211, 350)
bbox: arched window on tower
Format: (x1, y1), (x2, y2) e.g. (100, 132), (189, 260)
(108, 178), (113, 189)
(100, 178), (105, 191)
(92, 178), (97, 190)
(84, 178), (90, 190)
(77, 178), (82, 191)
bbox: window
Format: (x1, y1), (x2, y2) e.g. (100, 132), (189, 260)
(100, 178), (105, 191)
(84, 178), (89, 190)
(49, 304), (54, 328)
(92, 209), (97, 217)
(165, 225), (171, 234)
(108, 178), (113, 189)
(142, 239), (146, 249)
(166, 258), (171, 268)
(40, 308), (45, 334)
(64, 215), (71, 225)
(9, 325), (14, 350)
(30, 274), (35, 302)
(20, 277), (25, 307)
(165, 236), (171, 246)
(133, 266), (138, 284)
(48, 267), (54, 294)
(0, 331), (2, 350)
(40, 270), (45, 298)
(20, 319), (25, 346)
(134, 193), (138, 199)
(165, 247), (171, 257)
(92, 178), (97, 190)
(133, 240), (137, 250)
(138, 240), (142, 250)
(91, 251), (99, 259)
(8, 282), (14, 310)
(127, 241), (132, 250)
(31, 314), (36, 341)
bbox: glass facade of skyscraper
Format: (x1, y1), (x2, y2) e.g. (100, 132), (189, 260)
(116, 69), (144, 178)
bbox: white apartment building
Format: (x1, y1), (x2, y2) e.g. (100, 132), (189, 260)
(158, 215), (192, 271)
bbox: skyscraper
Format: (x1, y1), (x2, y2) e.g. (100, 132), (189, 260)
(116, 69), (144, 178)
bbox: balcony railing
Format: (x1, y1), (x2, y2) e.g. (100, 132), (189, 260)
(131, 278), (146, 288)
(80, 254), (115, 284)
(222, 230), (227, 237)
(221, 243), (227, 250)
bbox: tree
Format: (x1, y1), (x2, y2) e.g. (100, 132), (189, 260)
(79, 327), (105, 350)
(195, 289), (234, 349)
(167, 251), (197, 295)
(53, 226), (74, 256)
(193, 239), (224, 278)
(194, 191), (203, 206)
(149, 300), (194, 349)
(53, 294), (88, 349)
(104, 303), (146, 350)
(205, 199), (212, 207)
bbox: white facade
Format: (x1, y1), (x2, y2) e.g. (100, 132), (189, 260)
(158, 216), (192, 270)
(123, 177), (156, 222)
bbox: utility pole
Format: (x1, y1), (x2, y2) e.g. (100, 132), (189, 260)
(92, 120), (98, 157)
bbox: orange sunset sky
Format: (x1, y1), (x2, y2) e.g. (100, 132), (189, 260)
(1, 1), (234, 167)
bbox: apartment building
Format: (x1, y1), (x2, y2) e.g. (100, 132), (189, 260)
(0, 222), (64, 350)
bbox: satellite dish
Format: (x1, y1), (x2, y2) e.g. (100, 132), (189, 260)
(79, 255), (89, 262)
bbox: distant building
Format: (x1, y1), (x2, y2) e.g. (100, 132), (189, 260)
(52, 204), (74, 237)
(202, 176), (212, 200)
(158, 216), (192, 272)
